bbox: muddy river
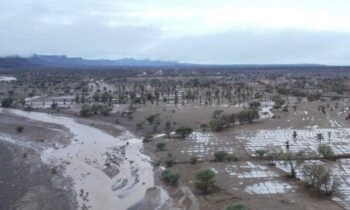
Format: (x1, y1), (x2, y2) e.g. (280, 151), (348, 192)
(0, 108), (155, 210)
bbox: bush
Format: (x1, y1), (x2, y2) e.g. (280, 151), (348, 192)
(281, 151), (305, 178)
(190, 155), (198, 164)
(80, 104), (92, 117)
(266, 148), (283, 165)
(1, 97), (13, 108)
(156, 142), (166, 151)
(214, 151), (228, 162)
(302, 163), (340, 196)
(162, 170), (180, 186)
(249, 101), (261, 109)
(255, 149), (267, 158)
(165, 159), (175, 167)
(318, 144), (334, 158)
(142, 135), (153, 143)
(225, 202), (247, 210)
(136, 122), (143, 130)
(200, 123), (208, 131)
(225, 153), (239, 161)
(272, 96), (285, 109)
(175, 126), (193, 138)
(16, 126), (24, 133)
(146, 113), (160, 124)
(195, 169), (216, 194)
(209, 118), (225, 132)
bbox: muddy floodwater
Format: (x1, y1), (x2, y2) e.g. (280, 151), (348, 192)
(0, 108), (154, 210)
(0, 76), (17, 81)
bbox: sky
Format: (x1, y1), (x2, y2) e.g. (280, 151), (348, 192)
(1, 0), (350, 64)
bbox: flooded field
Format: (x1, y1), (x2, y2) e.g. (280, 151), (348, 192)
(0, 76), (16, 81)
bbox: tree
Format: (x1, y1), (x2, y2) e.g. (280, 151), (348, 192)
(80, 104), (92, 117)
(16, 126), (24, 133)
(214, 151), (228, 162)
(175, 126), (193, 138)
(249, 101), (261, 109)
(190, 155), (198, 164)
(302, 163), (340, 196)
(209, 118), (225, 132)
(195, 169), (216, 194)
(156, 142), (166, 151)
(266, 147), (283, 165)
(213, 110), (224, 119)
(161, 170), (180, 186)
(255, 149), (267, 158)
(1, 97), (13, 108)
(200, 123), (208, 131)
(146, 113), (160, 124)
(318, 144), (334, 158)
(282, 151), (305, 178)
(100, 105), (112, 116)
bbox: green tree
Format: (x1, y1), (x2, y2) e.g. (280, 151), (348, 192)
(156, 142), (166, 151)
(318, 144), (334, 158)
(214, 151), (228, 162)
(16, 126), (24, 133)
(1, 97), (13, 108)
(195, 169), (216, 194)
(161, 170), (180, 186)
(282, 151), (305, 178)
(80, 104), (92, 117)
(175, 126), (193, 138)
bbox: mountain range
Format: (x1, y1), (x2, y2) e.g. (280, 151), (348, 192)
(0, 55), (328, 69)
(0, 55), (180, 68)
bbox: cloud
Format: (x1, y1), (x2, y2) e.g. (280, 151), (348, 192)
(1, 0), (350, 64)
(143, 29), (350, 65)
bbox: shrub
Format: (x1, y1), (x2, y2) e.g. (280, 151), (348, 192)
(156, 142), (166, 151)
(302, 163), (340, 196)
(136, 122), (143, 130)
(175, 126), (193, 138)
(255, 149), (267, 158)
(195, 169), (216, 194)
(200, 123), (208, 131)
(142, 135), (153, 143)
(190, 155), (198, 164)
(318, 144), (334, 158)
(225, 153), (239, 161)
(272, 96), (285, 109)
(209, 118), (225, 132)
(146, 113), (160, 124)
(80, 104), (92, 117)
(281, 151), (305, 178)
(214, 151), (228, 162)
(225, 202), (247, 210)
(266, 148), (283, 165)
(249, 101), (261, 109)
(1, 97), (13, 108)
(16, 126), (24, 133)
(162, 170), (180, 186)
(165, 159), (175, 168)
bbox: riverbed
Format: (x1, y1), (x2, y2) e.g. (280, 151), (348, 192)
(0, 108), (155, 210)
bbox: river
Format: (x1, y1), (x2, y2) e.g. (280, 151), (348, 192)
(0, 108), (154, 210)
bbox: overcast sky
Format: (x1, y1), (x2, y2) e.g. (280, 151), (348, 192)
(1, 0), (350, 64)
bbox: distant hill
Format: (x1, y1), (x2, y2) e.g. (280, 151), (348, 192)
(0, 55), (329, 69)
(0, 56), (36, 68)
(0, 55), (179, 68)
